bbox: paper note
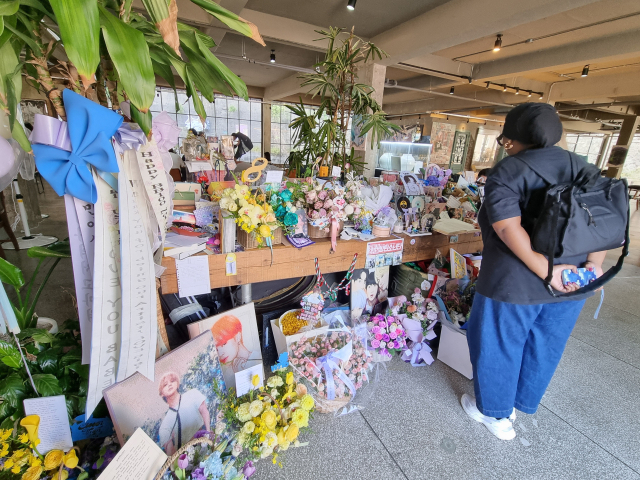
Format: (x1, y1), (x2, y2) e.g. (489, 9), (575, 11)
(226, 253), (237, 276)
(98, 428), (167, 480)
(331, 166), (341, 177)
(265, 170), (284, 184)
(235, 363), (264, 397)
(23, 396), (73, 454)
(176, 256), (211, 297)
(71, 414), (114, 442)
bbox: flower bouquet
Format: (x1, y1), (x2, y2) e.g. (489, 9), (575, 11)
(219, 184), (281, 248)
(216, 368), (315, 467)
(302, 181), (349, 239)
(288, 329), (371, 413)
(267, 184), (306, 236)
(366, 314), (407, 362)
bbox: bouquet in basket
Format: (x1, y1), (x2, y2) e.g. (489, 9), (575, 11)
(216, 367), (315, 467)
(367, 314), (408, 360)
(288, 330), (371, 412)
(219, 184), (279, 246)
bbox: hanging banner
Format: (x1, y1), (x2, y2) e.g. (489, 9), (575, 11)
(86, 173), (122, 418)
(116, 155), (157, 382)
(64, 195), (94, 364)
(134, 141), (170, 265)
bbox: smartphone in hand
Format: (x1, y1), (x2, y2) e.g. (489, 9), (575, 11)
(562, 268), (597, 287)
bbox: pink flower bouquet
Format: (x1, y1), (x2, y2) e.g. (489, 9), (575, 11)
(367, 314), (407, 360)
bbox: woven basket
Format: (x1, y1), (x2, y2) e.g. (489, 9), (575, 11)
(315, 395), (351, 414)
(236, 226), (282, 249)
(154, 437), (214, 480)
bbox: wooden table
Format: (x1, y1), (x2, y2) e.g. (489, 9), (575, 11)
(159, 231), (483, 294)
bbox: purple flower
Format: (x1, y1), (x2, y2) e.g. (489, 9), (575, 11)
(371, 339), (380, 348)
(371, 326), (381, 334)
(191, 467), (206, 480)
(193, 429), (210, 439)
(382, 334), (390, 342)
(243, 460), (256, 478)
(393, 341), (400, 349)
(178, 453), (189, 470)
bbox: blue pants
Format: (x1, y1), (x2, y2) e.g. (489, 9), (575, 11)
(466, 293), (585, 418)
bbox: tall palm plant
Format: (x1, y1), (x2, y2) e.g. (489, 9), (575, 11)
(286, 27), (398, 176)
(0, 0), (265, 151)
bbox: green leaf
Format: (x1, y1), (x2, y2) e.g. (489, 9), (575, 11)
(130, 103), (152, 135)
(50, 0), (100, 86)
(65, 394), (77, 418)
(195, 31), (247, 100)
(0, 256), (23, 288)
(32, 329), (55, 344)
(0, 372), (26, 402)
(189, 0), (264, 45)
(1, 351), (21, 368)
(0, 1), (18, 16)
(37, 349), (59, 374)
(27, 240), (71, 258)
(67, 362), (89, 380)
(0, 340), (17, 357)
(98, 5), (154, 112)
(77, 472), (89, 480)
(32, 374), (62, 396)
(59, 349), (81, 367)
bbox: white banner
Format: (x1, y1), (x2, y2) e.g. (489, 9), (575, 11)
(116, 155), (157, 382)
(134, 141), (170, 265)
(86, 173), (122, 418)
(64, 195), (94, 364)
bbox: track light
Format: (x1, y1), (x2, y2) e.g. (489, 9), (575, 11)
(347, 0), (356, 10)
(449, 86), (455, 95)
(581, 64), (589, 77)
(527, 91), (532, 98)
(539, 93), (543, 100)
(270, 50), (275, 63)
(486, 82), (490, 89)
(493, 34), (502, 52)
(503, 85), (507, 92)
(515, 88), (520, 95)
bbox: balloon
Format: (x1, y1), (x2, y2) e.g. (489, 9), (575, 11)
(0, 137), (18, 191)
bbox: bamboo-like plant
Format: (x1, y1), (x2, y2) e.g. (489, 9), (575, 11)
(286, 27), (399, 176)
(0, 0), (265, 151)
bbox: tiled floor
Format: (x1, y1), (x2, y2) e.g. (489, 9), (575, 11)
(3, 183), (639, 479)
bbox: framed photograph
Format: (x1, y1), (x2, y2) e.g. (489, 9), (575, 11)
(431, 122), (457, 165)
(104, 332), (225, 455)
(187, 303), (262, 390)
(350, 267), (390, 321)
(400, 172), (423, 196)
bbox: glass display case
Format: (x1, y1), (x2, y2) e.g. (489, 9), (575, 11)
(377, 141), (432, 173)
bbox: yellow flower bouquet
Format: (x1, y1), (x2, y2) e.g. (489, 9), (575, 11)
(215, 367), (315, 467)
(219, 184), (280, 247)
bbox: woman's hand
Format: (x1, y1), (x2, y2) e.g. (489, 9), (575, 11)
(584, 260), (605, 291)
(549, 264), (580, 293)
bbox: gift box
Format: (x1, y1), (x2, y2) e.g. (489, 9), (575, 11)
(270, 309), (330, 356)
(437, 320), (473, 379)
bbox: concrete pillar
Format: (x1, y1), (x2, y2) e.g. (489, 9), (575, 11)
(360, 63), (386, 178)
(262, 102), (271, 156)
(605, 116), (639, 179)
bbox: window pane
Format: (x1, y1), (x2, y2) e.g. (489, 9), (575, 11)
(227, 99), (239, 119)
(239, 100), (250, 120)
(252, 143), (261, 159)
(177, 114), (190, 137)
(271, 144), (281, 163)
(251, 100), (261, 121)
(575, 136), (591, 155)
(280, 107), (291, 125)
(589, 136), (604, 154)
(216, 118), (228, 136)
(251, 121), (261, 141)
(271, 124), (281, 145)
(228, 119), (240, 135)
(161, 90), (177, 114)
(215, 97), (227, 117)
(280, 144), (290, 162)
(238, 121), (250, 137)
(203, 97), (215, 117)
(150, 90), (163, 112)
(190, 115), (204, 133)
(203, 117), (215, 138)
(281, 126), (291, 145)
(271, 104), (281, 123)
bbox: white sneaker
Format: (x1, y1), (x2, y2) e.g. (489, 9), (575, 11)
(461, 394), (516, 441)
(509, 409), (516, 423)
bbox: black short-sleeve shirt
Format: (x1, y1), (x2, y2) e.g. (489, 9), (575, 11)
(476, 146), (594, 305)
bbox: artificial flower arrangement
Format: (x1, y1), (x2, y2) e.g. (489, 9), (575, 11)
(216, 367), (315, 467)
(0, 415), (86, 480)
(219, 184), (279, 246)
(366, 314), (408, 361)
(288, 330), (371, 413)
(342, 174), (368, 228)
(302, 181), (350, 229)
(266, 183), (306, 236)
(389, 280), (440, 337)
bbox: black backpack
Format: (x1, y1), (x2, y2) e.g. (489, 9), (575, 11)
(517, 152), (630, 297)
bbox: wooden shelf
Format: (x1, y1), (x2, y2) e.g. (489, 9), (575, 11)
(160, 231), (483, 294)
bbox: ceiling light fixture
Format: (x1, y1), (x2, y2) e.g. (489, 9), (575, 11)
(515, 88), (520, 95)
(581, 64), (590, 77)
(270, 50), (275, 63)
(528, 91), (532, 97)
(449, 86), (455, 94)
(539, 93), (543, 100)
(347, 0), (357, 10)
(486, 82), (491, 89)
(493, 34), (503, 52)
(503, 85), (507, 92)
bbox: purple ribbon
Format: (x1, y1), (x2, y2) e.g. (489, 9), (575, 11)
(30, 115), (72, 151)
(114, 123), (147, 151)
(152, 111), (180, 153)
(316, 352), (356, 401)
(401, 340), (434, 367)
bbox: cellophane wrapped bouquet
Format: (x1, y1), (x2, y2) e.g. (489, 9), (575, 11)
(216, 367), (315, 467)
(219, 184), (279, 246)
(267, 184), (305, 236)
(302, 181), (357, 231)
(366, 314), (408, 362)
(288, 329), (371, 413)
(343, 174), (370, 231)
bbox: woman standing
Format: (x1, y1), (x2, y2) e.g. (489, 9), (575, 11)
(461, 103), (605, 440)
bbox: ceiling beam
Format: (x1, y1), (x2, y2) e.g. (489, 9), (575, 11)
(264, 72), (308, 101)
(473, 29), (640, 81)
(369, 0), (602, 66)
(394, 54), (473, 81)
(550, 70), (640, 102)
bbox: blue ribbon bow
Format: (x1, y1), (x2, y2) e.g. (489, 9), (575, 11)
(317, 351), (356, 401)
(32, 89), (123, 203)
